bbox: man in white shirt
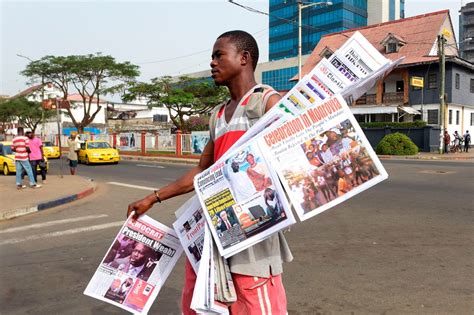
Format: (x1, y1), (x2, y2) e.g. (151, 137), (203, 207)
(227, 161), (256, 201)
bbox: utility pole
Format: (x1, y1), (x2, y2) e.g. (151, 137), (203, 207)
(297, 1), (332, 81)
(437, 35), (446, 154)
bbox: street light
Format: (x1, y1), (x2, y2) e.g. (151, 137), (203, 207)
(297, 0), (333, 81)
(16, 54), (46, 138)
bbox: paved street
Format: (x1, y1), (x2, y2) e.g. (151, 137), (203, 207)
(0, 159), (473, 314)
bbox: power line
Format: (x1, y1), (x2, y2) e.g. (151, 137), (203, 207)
(228, 0), (347, 35)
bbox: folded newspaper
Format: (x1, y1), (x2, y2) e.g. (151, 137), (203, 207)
(84, 215), (183, 314)
(194, 31), (400, 258)
(173, 196), (236, 314)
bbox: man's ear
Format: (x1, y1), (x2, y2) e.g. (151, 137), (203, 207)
(241, 50), (251, 67)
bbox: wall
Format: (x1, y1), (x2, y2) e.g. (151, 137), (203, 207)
(448, 63), (474, 105)
(363, 126), (441, 152)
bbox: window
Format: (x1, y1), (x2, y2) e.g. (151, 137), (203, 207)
(427, 109), (439, 124)
(428, 74), (437, 89)
(456, 110), (460, 125)
(153, 114), (168, 122)
(396, 81), (404, 92)
(455, 73), (460, 89)
(387, 42), (398, 53)
(449, 110), (453, 124)
(471, 113), (474, 126)
(471, 79), (474, 93)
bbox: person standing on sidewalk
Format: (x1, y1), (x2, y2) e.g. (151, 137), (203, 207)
(12, 127), (41, 189)
(443, 130), (450, 154)
(67, 134), (82, 175)
(128, 30), (291, 314)
(26, 131), (47, 184)
(463, 130), (470, 152)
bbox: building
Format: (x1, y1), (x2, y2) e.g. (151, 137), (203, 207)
(299, 10), (474, 137)
(459, 1), (474, 62)
(265, 0), (404, 90)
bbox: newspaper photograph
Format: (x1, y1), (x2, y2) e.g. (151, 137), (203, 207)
(84, 215), (183, 314)
(258, 94), (388, 221)
(173, 196), (206, 274)
(194, 141), (295, 258)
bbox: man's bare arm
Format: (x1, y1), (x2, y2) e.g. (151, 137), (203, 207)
(264, 93), (283, 113)
(127, 140), (215, 219)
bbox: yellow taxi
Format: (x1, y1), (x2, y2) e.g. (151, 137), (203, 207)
(0, 141), (49, 176)
(42, 141), (61, 159)
(78, 140), (120, 164)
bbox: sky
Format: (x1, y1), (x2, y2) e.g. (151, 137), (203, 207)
(1, 0), (471, 97)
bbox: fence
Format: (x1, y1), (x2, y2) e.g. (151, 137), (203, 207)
(2, 131), (202, 158)
(3, 127), (440, 155)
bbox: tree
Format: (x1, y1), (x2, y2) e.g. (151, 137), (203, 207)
(122, 76), (228, 132)
(0, 99), (16, 134)
(0, 98), (56, 134)
(21, 53), (140, 133)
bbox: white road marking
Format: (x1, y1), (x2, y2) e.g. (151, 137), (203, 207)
(136, 164), (165, 169)
(0, 221), (123, 246)
(0, 214), (108, 234)
(107, 182), (156, 191)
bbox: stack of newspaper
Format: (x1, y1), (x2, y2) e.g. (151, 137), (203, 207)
(193, 31), (404, 259)
(173, 196), (236, 314)
(84, 215), (183, 314)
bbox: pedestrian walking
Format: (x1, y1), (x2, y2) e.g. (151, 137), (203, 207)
(128, 30), (291, 314)
(443, 130), (450, 154)
(463, 130), (470, 152)
(12, 127), (41, 189)
(26, 131), (47, 183)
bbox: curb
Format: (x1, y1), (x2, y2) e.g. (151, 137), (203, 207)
(120, 155), (199, 165)
(0, 179), (97, 221)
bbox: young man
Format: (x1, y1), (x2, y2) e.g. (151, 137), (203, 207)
(463, 130), (470, 152)
(128, 30), (292, 314)
(26, 131), (47, 184)
(12, 127), (41, 189)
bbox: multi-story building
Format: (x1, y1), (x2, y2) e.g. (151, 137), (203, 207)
(265, 0), (404, 90)
(459, 1), (474, 62)
(299, 10), (474, 142)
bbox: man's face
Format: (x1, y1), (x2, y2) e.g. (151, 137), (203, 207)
(210, 37), (242, 86)
(246, 154), (255, 165)
(220, 211), (228, 221)
(130, 243), (148, 267)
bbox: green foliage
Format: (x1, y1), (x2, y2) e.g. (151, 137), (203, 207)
(0, 98), (55, 134)
(21, 53), (140, 133)
(360, 120), (427, 129)
(183, 115), (210, 132)
(376, 133), (419, 155)
(123, 76), (228, 132)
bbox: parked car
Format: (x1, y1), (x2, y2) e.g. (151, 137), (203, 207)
(0, 141), (49, 176)
(78, 140), (120, 164)
(42, 141), (61, 159)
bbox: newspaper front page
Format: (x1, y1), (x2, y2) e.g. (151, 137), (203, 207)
(194, 140), (296, 258)
(173, 196), (207, 274)
(84, 215), (183, 314)
(258, 94), (388, 221)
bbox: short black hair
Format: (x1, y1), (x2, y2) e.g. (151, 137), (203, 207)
(217, 30), (259, 70)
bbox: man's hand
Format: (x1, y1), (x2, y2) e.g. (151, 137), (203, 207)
(127, 194), (156, 220)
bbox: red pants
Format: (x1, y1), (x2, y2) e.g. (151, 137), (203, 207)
(182, 259), (287, 315)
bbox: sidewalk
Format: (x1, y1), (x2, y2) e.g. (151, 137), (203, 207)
(378, 150), (474, 161)
(0, 175), (96, 221)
